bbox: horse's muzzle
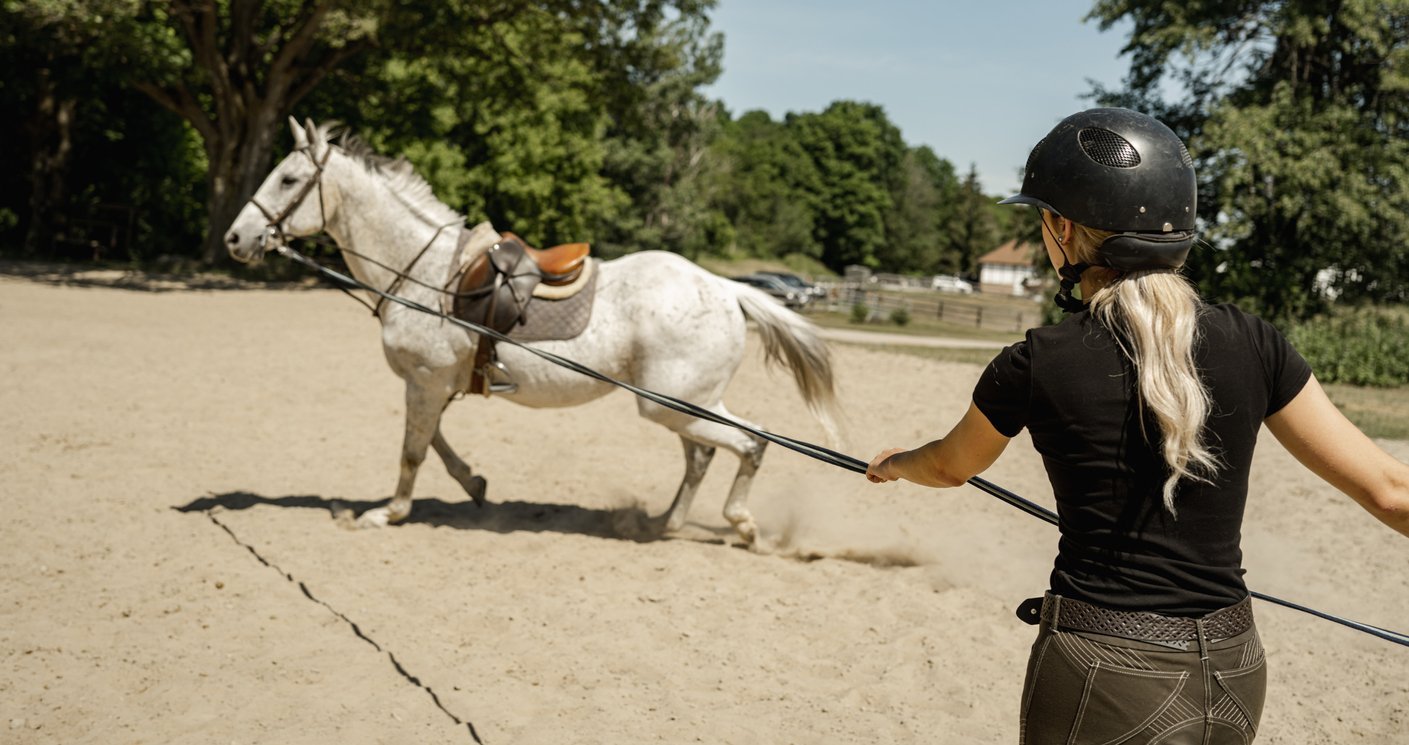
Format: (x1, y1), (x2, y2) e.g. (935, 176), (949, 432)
(225, 228), (267, 264)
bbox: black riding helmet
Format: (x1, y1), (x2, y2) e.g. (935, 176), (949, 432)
(1000, 108), (1197, 273)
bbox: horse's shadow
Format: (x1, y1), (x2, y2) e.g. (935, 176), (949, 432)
(174, 491), (737, 546)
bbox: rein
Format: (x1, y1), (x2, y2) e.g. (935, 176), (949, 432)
(269, 242), (1409, 651)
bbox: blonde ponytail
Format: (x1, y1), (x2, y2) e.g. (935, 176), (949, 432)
(1070, 224), (1219, 513)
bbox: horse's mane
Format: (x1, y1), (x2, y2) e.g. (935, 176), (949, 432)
(316, 122), (464, 227)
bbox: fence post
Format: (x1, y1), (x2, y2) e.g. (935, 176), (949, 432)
(937, 299), (944, 321)
(976, 306), (983, 328)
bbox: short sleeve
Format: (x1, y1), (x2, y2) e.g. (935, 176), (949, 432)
(973, 341), (1033, 437)
(1248, 315), (1313, 416)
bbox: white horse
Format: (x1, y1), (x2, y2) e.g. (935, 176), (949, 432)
(223, 118), (841, 544)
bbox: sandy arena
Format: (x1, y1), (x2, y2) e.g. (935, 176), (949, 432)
(2, 268), (1406, 744)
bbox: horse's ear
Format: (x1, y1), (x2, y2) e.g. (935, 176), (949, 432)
(289, 116), (309, 150)
(304, 118), (322, 150)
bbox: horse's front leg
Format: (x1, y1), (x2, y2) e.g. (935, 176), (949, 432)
(355, 379), (450, 528)
(433, 427), (487, 506)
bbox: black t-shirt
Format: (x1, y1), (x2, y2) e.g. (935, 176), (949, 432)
(973, 303), (1312, 616)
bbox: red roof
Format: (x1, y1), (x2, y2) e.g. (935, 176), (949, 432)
(978, 240), (1039, 266)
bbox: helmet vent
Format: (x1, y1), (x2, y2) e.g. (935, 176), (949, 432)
(1078, 127), (1140, 168)
(1177, 142), (1193, 167)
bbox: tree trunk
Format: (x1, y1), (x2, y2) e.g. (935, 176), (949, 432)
(199, 108), (281, 264)
(24, 67), (76, 256)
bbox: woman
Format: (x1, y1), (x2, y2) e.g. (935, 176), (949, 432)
(865, 108), (1409, 744)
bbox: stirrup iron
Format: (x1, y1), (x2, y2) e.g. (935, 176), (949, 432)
(484, 360), (518, 394)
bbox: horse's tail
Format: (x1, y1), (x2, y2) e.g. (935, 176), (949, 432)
(729, 283), (845, 446)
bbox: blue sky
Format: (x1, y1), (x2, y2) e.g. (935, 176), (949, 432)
(703, 1), (1135, 195)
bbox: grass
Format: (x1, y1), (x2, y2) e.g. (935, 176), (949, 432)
(828, 342), (1004, 367)
(840, 342), (1409, 442)
(1322, 383), (1409, 441)
(808, 308), (1026, 343)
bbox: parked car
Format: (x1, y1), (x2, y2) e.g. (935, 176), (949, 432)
(931, 274), (975, 294)
(730, 274), (807, 309)
(755, 271), (826, 301)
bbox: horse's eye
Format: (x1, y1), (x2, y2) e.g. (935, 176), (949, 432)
(281, 175), (299, 187)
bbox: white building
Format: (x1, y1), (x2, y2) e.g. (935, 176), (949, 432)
(978, 240), (1040, 295)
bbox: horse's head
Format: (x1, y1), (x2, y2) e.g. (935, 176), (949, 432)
(224, 117), (339, 263)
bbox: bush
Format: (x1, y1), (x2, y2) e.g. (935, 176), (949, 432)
(849, 303), (869, 324)
(1286, 307), (1409, 386)
(889, 306), (911, 326)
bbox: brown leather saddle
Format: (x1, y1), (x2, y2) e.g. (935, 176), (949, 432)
(452, 232), (591, 395)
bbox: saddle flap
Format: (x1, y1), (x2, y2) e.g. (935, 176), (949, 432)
(453, 236), (542, 334)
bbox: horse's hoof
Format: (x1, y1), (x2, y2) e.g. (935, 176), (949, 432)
(749, 532), (777, 555)
(469, 476), (488, 507)
(730, 518), (759, 546)
(355, 508), (393, 529)
(331, 500), (356, 529)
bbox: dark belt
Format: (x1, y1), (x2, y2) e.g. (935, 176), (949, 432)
(1017, 593), (1255, 643)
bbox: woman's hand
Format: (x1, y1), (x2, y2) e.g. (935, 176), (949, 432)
(867, 448), (908, 483)
(862, 404), (1014, 488)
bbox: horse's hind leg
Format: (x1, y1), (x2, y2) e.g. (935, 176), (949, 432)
(356, 379), (450, 528)
(642, 402), (767, 544)
(663, 437), (716, 533)
(433, 428), (487, 506)
(719, 430), (767, 545)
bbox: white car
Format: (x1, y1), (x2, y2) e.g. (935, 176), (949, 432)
(931, 275), (974, 294)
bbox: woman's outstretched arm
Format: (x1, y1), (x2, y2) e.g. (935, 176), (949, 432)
(1266, 375), (1409, 537)
(866, 402), (1012, 487)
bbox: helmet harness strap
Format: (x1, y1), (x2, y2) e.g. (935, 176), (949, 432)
(1041, 214), (1091, 314)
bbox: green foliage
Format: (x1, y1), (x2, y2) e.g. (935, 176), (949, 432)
(889, 306), (911, 326)
(712, 110), (823, 260)
(950, 163), (1001, 277)
(849, 303), (870, 324)
(1088, 0), (1409, 322)
(311, 1), (721, 254)
(3, 0), (1007, 276)
(882, 146), (963, 274)
(789, 101), (907, 269)
(1286, 307), (1409, 386)
(0, 1), (205, 258)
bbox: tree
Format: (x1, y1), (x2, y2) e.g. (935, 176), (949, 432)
(593, 1), (729, 257)
(710, 109), (822, 259)
(119, 1), (720, 262)
(880, 145), (961, 274)
(948, 163), (1000, 278)
(1088, 0), (1409, 320)
(306, 1), (723, 255)
(120, 1), (393, 262)
(1, 1), (147, 255)
(788, 101), (907, 270)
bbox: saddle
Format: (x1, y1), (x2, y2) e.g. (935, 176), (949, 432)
(453, 232), (592, 395)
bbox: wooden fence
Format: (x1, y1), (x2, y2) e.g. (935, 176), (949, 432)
(820, 283), (1040, 333)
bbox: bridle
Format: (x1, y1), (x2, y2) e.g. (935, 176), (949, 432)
(252, 144), (332, 248)
(249, 143), (463, 318)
